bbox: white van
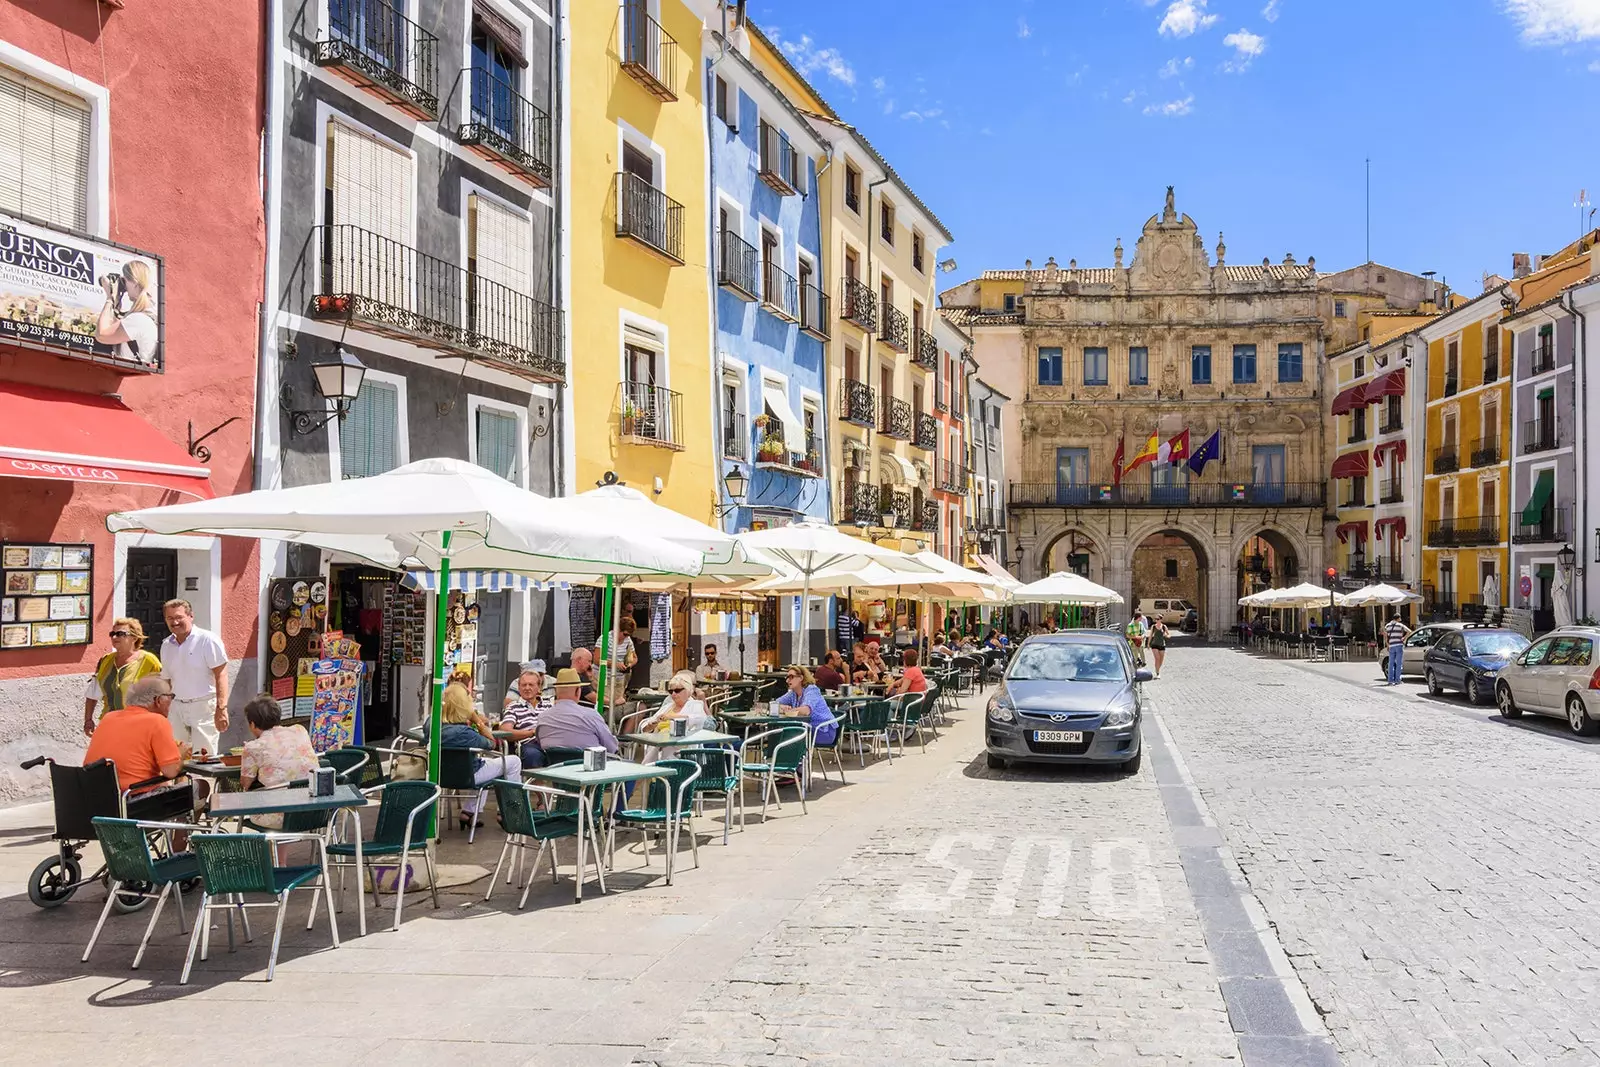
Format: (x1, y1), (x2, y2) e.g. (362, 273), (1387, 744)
(1138, 598), (1194, 626)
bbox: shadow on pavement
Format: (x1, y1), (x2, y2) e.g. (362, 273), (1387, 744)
(958, 751), (1134, 784)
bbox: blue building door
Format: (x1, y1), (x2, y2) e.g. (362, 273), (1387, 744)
(1056, 448), (1089, 505)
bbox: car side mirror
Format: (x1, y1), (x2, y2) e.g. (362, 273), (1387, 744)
(1134, 669), (1154, 684)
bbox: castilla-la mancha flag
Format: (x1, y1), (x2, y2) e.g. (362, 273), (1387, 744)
(1157, 429), (1190, 466)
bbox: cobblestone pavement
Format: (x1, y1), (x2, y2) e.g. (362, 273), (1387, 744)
(1156, 646), (1600, 1067)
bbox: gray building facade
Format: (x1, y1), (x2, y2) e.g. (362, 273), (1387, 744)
(1507, 299), (1578, 630)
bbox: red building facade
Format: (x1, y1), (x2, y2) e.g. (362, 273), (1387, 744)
(0, 2), (264, 800)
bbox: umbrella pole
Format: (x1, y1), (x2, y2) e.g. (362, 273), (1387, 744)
(597, 574), (615, 712)
(427, 530), (451, 838)
(797, 573), (812, 667)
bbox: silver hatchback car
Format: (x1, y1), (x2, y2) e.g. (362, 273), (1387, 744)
(1495, 627), (1600, 735)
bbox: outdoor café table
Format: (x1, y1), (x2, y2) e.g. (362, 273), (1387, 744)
(207, 784), (371, 933)
(184, 759), (241, 783)
(617, 728), (741, 752)
(523, 759), (670, 902)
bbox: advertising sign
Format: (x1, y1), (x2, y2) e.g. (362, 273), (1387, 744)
(0, 213), (163, 368)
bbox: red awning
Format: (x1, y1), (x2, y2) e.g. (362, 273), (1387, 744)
(1373, 439), (1408, 464)
(1365, 369), (1406, 399)
(1330, 384), (1367, 415)
(0, 382), (214, 499)
(1375, 516), (1407, 541)
(1330, 450), (1370, 479)
(1336, 521), (1369, 544)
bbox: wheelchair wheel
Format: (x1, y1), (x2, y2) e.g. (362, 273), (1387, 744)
(28, 855), (81, 908)
(107, 876), (154, 913)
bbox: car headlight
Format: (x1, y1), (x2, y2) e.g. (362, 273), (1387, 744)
(987, 694), (1016, 723)
(1102, 705), (1135, 728)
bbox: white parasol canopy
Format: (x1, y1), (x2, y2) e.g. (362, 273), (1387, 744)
(1482, 572), (1501, 611)
(1011, 571), (1125, 606)
(1253, 582), (1347, 609)
(1553, 566), (1576, 628)
(1341, 583), (1423, 607)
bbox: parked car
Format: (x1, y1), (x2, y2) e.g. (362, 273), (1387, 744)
(1181, 608), (1200, 633)
(1377, 621), (1466, 678)
(1423, 628), (1531, 704)
(985, 632), (1150, 773)
(1494, 627), (1600, 735)
(1137, 598), (1194, 627)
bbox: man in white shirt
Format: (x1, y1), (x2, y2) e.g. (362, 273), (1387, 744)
(159, 599), (229, 753)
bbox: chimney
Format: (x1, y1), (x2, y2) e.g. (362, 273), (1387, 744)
(1512, 252), (1531, 279)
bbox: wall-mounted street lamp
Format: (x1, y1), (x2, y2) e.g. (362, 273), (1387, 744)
(284, 346), (367, 436)
(713, 466), (749, 518)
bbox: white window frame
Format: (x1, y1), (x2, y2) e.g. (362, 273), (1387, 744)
(619, 309), (669, 389)
(800, 387), (823, 460)
(326, 366), (411, 483)
(0, 42), (111, 237)
(843, 158), (862, 216)
(719, 355), (750, 449)
(912, 229), (925, 273)
(879, 195), (896, 247)
(457, 0), (535, 128)
(617, 119), (666, 191)
(467, 393), (530, 488)
(461, 178), (536, 322)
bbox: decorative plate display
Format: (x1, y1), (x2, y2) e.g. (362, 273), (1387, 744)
(270, 631), (287, 653)
(269, 611), (284, 631)
(286, 616), (302, 637)
(312, 603), (327, 620)
(310, 581), (327, 604)
(451, 604), (466, 625)
(271, 653), (290, 677)
(466, 603), (481, 623)
(291, 581), (310, 606)
(270, 584), (290, 610)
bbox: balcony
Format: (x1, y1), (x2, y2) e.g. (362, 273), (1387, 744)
(1482, 357), (1499, 384)
(879, 396), (913, 440)
(1523, 418), (1558, 454)
(913, 412), (938, 452)
(717, 230), (759, 300)
(840, 277), (877, 331)
(840, 380), (875, 427)
(879, 486), (912, 529)
(799, 282), (829, 339)
(879, 303), (909, 352)
(1371, 559), (1404, 583)
(761, 260), (798, 321)
(1431, 447), (1459, 475)
(933, 388), (949, 413)
(976, 506), (1006, 532)
(1443, 374), (1459, 397)
(1531, 343), (1555, 375)
(911, 498), (939, 534)
(721, 410), (747, 461)
(1514, 505), (1571, 545)
(838, 480), (880, 527)
(310, 224), (561, 381)
(618, 382), (683, 450)
(755, 426), (822, 477)
(912, 327), (938, 371)
(619, 0), (677, 100)
(458, 69), (551, 185)
(1008, 481), (1326, 509)
(1457, 515), (1500, 546)
(938, 461), (969, 495)
(1344, 559), (1372, 582)
(1470, 436), (1501, 468)
(317, 0), (438, 118)
(1426, 519), (1458, 547)
(615, 173), (684, 263)
(1380, 480), (1403, 504)
(757, 121), (800, 196)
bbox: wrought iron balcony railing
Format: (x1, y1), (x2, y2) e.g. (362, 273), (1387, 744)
(1523, 418), (1558, 454)
(879, 303), (909, 352)
(721, 410), (747, 461)
(1426, 519), (1458, 548)
(619, 0), (677, 100)
(976, 506), (1006, 531)
(459, 68), (551, 185)
(1432, 447), (1459, 474)
(311, 224), (561, 381)
(757, 121), (800, 195)
(1531, 343), (1555, 375)
(618, 381), (683, 450)
(879, 486), (912, 529)
(1513, 505), (1571, 545)
(1482, 357), (1499, 384)
(762, 260), (798, 321)
(912, 498), (939, 533)
(1371, 559), (1404, 583)
(938, 461), (969, 495)
(615, 172), (684, 263)
(879, 396), (912, 439)
(1457, 514), (1500, 546)
(1470, 436), (1501, 468)
(755, 427), (822, 477)
(318, 0), (438, 117)
(912, 327), (938, 371)
(717, 229), (759, 299)
(799, 281), (830, 339)
(1443, 374), (1459, 397)
(840, 277), (876, 331)
(1380, 413), (1404, 435)
(913, 412), (938, 451)
(1009, 480), (1326, 509)
(839, 480), (880, 527)
(933, 387), (949, 413)
(840, 380), (875, 427)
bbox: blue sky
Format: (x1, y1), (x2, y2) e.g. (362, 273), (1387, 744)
(752, 0), (1600, 294)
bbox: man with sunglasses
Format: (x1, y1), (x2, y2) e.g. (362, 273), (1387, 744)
(83, 675), (196, 821)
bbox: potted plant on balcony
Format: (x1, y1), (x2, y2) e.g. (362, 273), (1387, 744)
(756, 434), (786, 464)
(753, 413), (770, 431)
(621, 399), (656, 438)
(797, 448), (821, 475)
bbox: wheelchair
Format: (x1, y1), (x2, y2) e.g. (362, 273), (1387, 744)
(19, 756), (195, 912)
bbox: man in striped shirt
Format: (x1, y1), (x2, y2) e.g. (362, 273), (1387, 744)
(1383, 613), (1412, 686)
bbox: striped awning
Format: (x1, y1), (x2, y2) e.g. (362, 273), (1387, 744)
(1373, 439), (1407, 463)
(402, 570), (568, 592)
(1365, 369), (1405, 399)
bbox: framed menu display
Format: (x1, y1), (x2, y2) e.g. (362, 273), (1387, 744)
(0, 542), (93, 649)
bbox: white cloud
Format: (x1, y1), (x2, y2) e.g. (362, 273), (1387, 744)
(1501, 0), (1600, 43)
(883, 97), (895, 114)
(1123, 89), (1141, 104)
(1590, 59), (1600, 71)
(778, 34), (856, 87)
(1144, 94), (1195, 116)
(901, 110), (923, 121)
(1159, 56), (1194, 78)
(1017, 16), (1031, 38)
(1159, 0), (1219, 38)
(1222, 29), (1267, 71)
(922, 108), (944, 118)
(871, 76), (886, 92)
(1262, 0), (1282, 21)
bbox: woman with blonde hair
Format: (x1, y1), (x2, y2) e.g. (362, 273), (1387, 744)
(94, 259), (159, 365)
(83, 617), (162, 735)
(640, 670), (709, 735)
(439, 681), (519, 829)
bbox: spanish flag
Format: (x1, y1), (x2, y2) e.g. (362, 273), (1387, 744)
(1123, 433), (1160, 476)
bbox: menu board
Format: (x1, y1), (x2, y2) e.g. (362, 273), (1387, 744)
(2, 543), (92, 650)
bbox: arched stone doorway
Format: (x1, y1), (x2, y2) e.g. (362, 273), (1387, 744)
(1131, 529), (1210, 631)
(1038, 527), (1109, 584)
(1235, 529), (1301, 621)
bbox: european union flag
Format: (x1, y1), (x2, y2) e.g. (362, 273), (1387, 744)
(1187, 429), (1223, 475)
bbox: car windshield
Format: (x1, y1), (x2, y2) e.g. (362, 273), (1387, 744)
(1466, 633), (1528, 657)
(1008, 643), (1127, 682)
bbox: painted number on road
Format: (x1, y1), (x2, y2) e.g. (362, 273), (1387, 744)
(894, 834), (1165, 921)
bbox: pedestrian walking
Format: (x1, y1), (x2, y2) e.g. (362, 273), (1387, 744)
(1148, 618), (1169, 678)
(1382, 611), (1412, 685)
(1124, 613), (1147, 668)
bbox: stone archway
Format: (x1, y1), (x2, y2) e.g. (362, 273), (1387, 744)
(1234, 527), (1307, 625)
(1036, 525), (1112, 586)
(1129, 528), (1211, 633)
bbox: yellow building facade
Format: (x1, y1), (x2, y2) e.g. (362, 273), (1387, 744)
(568, 0), (718, 521)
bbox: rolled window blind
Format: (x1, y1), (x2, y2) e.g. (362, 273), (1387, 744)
(328, 120), (414, 302)
(0, 67), (91, 231)
(469, 192), (531, 346)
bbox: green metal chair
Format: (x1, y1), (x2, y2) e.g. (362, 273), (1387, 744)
(842, 699), (895, 767)
(605, 758), (701, 883)
(740, 724), (810, 819)
(180, 832), (337, 984)
(84, 817), (200, 968)
(484, 779), (592, 909)
(895, 692), (932, 754)
(320, 748), (370, 786)
(349, 744), (427, 790)
(326, 780), (440, 932)
(807, 713), (847, 784)
(678, 744), (743, 843)
(541, 747), (587, 769)
(438, 747), (489, 842)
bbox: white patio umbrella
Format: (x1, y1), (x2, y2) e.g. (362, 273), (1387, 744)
(1482, 572), (1501, 612)
(1260, 582), (1347, 609)
(1341, 583), (1423, 607)
(734, 521), (937, 664)
(1012, 571), (1124, 606)
(107, 458), (704, 782)
(909, 552), (1013, 604)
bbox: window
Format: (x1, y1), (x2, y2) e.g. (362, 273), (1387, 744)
(1278, 342), (1304, 383)
(1083, 347), (1108, 386)
(467, 192), (532, 348)
(1191, 345), (1212, 384)
(1037, 347), (1063, 386)
(340, 379), (401, 479)
(1002, 293), (1017, 313)
(880, 198), (894, 244)
(621, 139), (655, 185)
(1129, 346), (1148, 385)
(1334, 299), (1347, 318)
(1354, 355), (1365, 377)
(470, 25), (520, 139)
(0, 66), (92, 232)
(802, 400), (819, 456)
(714, 74), (735, 129)
(912, 231), (925, 273)
(1055, 448), (1089, 504)
(474, 406), (520, 483)
(844, 162), (860, 213)
(1165, 559), (1179, 580)
(1232, 344), (1257, 384)
(326, 120), (415, 296)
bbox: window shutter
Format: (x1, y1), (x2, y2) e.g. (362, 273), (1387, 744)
(0, 67), (91, 231)
(328, 120), (414, 304)
(469, 192), (531, 346)
(340, 379), (400, 479)
(475, 408), (520, 483)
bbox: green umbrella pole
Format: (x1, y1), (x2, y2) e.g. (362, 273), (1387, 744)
(426, 530), (451, 839)
(597, 574), (615, 711)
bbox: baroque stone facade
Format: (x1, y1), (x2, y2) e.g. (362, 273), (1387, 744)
(942, 190), (1329, 637)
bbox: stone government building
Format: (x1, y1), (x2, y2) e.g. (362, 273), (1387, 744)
(942, 189), (1432, 637)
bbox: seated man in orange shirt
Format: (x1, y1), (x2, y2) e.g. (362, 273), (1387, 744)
(84, 675), (195, 820)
